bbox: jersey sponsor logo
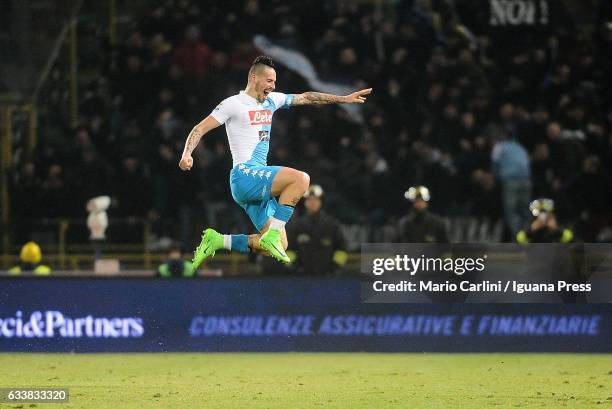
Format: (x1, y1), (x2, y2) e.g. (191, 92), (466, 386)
(249, 109), (273, 125)
(258, 130), (270, 141)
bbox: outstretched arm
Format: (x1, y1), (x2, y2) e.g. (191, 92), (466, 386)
(291, 88), (372, 106)
(179, 115), (221, 171)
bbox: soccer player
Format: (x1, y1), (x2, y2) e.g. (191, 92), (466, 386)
(179, 55), (371, 266)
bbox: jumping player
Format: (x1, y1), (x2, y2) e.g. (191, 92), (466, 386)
(179, 56), (371, 266)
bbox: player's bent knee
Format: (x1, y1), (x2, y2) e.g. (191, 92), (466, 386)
(300, 172), (310, 192)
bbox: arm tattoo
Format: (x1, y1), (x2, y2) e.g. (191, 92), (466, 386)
(183, 126), (205, 156)
(293, 92), (347, 105)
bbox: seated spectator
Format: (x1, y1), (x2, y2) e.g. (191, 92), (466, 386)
(173, 25), (212, 82)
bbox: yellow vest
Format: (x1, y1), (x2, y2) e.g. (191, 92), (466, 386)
(8, 265), (51, 276)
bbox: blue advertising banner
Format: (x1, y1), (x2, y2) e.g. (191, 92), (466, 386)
(0, 278), (610, 352)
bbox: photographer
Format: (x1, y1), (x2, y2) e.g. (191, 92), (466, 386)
(516, 199), (573, 244)
(516, 199), (585, 303)
(157, 245), (195, 278)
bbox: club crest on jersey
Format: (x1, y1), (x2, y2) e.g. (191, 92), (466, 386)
(249, 109), (272, 125)
(258, 130), (270, 141)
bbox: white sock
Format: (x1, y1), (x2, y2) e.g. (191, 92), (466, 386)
(223, 235), (232, 250)
(269, 218), (286, 230)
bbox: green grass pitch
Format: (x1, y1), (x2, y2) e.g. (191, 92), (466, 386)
(1, 353), (611, 408)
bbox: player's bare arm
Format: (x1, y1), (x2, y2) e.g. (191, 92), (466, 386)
(179, 115), (221, 171)
(291, 88), (372, 105)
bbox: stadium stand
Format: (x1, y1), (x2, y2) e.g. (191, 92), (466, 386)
(3, 0), (612, 272)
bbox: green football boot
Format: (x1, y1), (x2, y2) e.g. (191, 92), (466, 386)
(192, 228), (224, 269)
(259, 228), (290, 264)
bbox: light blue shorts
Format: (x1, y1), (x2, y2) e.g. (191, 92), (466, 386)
(229, 163), (282, 231)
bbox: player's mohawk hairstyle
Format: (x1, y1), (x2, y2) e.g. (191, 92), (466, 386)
(252, 55), (275, 69)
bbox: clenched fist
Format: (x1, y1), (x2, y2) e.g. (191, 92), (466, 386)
(179, 155), (193, 171)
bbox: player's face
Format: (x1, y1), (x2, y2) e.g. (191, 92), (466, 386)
(255, 67), (276, 102)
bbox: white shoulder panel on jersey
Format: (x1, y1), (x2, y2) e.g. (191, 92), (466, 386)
(210, 96), (236, 125)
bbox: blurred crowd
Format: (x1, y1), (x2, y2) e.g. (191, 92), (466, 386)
(10, 0), (612, 245)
